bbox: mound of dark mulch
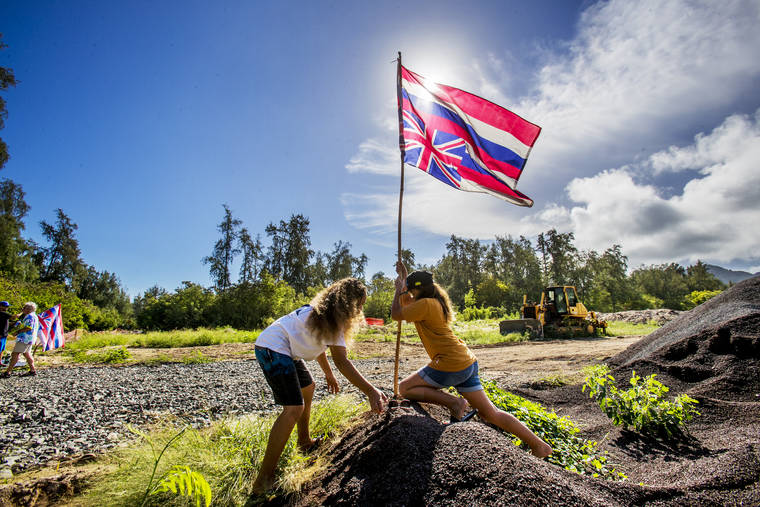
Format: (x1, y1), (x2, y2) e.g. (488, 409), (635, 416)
(289, 402), (758, 506)
(609, 275), (760, 402)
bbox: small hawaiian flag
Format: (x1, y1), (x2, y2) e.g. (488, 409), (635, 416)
(37, 304), (65, 351)
(400, 65), (540, 206)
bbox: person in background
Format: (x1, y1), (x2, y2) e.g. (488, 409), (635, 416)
(0, 301), (14, 364)
(1, 302), (39, 378)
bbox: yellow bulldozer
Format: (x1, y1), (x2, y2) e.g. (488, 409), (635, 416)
(499, 285), (607, 338)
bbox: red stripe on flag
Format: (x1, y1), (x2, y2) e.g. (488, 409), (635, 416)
(401, 66), (541, 148)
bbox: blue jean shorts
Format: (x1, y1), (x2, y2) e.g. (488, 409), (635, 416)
(255, 346), (314, 406)
(418, 361), (483, 393)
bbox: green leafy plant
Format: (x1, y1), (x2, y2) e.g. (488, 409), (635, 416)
(182, 351), (214, 364)
(481, 379), (626, 480)
(71, 346), (131, 364)
(582, 364), (700, 437)
(151, 466), (212, 507)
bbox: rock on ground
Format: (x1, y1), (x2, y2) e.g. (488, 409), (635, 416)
(597, 309), (682, 326)
(0, 357), (402, 476)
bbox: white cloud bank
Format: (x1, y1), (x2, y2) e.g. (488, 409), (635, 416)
(565, 109), (760, 266)
(343, 0), (760, 268)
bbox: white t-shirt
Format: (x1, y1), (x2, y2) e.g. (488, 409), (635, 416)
(255, 305), (346, 361)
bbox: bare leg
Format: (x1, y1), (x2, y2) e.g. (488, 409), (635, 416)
(4, 352), (20, 374)
(399, 373), (467, 419)
(296, 382), (316, 451)
(462, 389), (552, 458)
(23, 352), (35, 373)
(252, 405), (304, 494)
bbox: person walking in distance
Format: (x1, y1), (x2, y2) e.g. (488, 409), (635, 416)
(1, 302), (39, 378)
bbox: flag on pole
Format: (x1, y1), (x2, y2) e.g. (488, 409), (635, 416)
(399, 65), (540, 206)
(37, 304), (65, 351)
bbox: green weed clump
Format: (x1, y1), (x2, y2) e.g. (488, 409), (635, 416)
(182, 351), (214, 364)
(481, 379), (626, 480)
(79, 395), (366, 506)
(71, 346), (131, 364)
(67, 328), (260, 352)
(582, 365), (699, 438)
(605, 321), (660, 336)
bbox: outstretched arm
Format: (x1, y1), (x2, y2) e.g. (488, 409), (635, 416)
(329, 345), (388, 413)
(316, 351), (340, 394)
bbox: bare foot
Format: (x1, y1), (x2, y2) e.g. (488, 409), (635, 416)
(449, 397), (468, 421)
(298, 436), (324, 454)
(530, 441), (553, 459)
(298, 437), (316, 453)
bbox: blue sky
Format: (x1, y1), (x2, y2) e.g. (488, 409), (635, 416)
(2, 0), (759, 297)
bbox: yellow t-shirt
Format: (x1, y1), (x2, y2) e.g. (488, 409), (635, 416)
(399, 295), (476, 372)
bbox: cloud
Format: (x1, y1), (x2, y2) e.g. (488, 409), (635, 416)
(345, 138), (398, 176)
(343, 0), (760, 268)
(563, 109), (760, 266)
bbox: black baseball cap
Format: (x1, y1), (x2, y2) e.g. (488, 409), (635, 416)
(406, 270), (434, 289)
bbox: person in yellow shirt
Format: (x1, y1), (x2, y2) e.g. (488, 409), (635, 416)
(391, 261), (552, 458)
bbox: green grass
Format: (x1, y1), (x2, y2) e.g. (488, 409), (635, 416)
(605, 320), (660, 336)
(182, 351), (215, 364)
(78, 394), (366, 506)
(355, 318), (527, 346)
(66, 327), (261, 352)
(71, 346), (131, 364)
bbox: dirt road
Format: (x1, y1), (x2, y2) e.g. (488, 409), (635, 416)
(353, 335), (643, 387)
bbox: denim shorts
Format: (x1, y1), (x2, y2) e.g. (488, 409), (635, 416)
(255, 346), (314, 406)
(418, 361), (483, 393)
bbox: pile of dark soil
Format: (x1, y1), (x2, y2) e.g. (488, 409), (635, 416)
(608, 275), (760, 401)
(291, 278), (760, 506)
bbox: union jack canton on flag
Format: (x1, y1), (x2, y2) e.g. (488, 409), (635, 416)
(400, 66), (540, 207)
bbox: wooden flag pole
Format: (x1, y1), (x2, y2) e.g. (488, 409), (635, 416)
(393, 51), (405, 398)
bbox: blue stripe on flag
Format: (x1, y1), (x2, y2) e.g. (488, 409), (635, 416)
(402, 89), (527, 170)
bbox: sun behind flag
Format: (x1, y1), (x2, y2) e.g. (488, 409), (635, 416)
(399, 65), (540, 207)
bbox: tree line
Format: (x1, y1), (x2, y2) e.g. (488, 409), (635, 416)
(133, 205), (371, 330)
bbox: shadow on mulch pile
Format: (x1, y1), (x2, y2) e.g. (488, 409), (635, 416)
(274, 277), (760, 506)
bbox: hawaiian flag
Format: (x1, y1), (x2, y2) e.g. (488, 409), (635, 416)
(400, 66), (540, 207)
(37, 304), (65, 351)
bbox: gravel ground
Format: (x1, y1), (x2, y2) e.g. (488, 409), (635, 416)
(0, 357), (409, 477)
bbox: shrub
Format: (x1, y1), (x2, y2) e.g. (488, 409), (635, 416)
(72, 346), (131, 364)
(481, 379), (625, 480)
(458, 306), (505, 321)
(684, 289), (722, 309)
(0, 275), (129, 330)
(582, 365), (699, 437)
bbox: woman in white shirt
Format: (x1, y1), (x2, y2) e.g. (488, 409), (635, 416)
(252, 277), (388, 494)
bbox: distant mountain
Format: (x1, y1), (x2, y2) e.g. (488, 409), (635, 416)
(705, 264), (759, 285)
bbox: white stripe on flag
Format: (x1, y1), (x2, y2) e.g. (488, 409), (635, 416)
(402, 78), (533, 161)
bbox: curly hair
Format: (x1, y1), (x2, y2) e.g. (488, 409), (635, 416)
(306, 277), (367, 344)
